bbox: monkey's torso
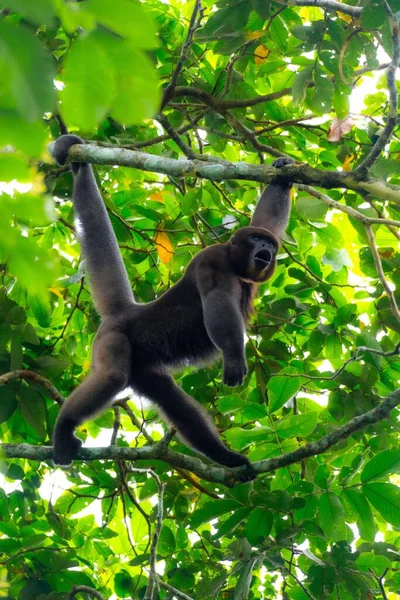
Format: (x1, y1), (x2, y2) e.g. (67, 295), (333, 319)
(97, 244), (254, 374)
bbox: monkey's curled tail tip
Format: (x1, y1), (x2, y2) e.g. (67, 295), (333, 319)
(53, 134), (84, 166)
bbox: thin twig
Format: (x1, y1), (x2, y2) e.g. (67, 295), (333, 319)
(297, 184), (400, 227)
(356, 17), (400, 172)
(161, 0), (202, 109)
(365, 224), (400, 322)
(67, 586), (105, 600)
(0, 369), (65, 405)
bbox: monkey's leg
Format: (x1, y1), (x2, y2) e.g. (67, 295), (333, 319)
(134, 372), (251, 469)
(53, 332), (131, 466)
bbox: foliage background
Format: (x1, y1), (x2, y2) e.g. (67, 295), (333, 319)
(0, 0), (399, 598)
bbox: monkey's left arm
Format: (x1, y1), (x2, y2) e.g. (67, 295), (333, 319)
(251, 157), (293, 238)
(196, 262), (247, 387)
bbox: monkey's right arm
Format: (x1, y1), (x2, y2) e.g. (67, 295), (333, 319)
(196, 260), (247, 386)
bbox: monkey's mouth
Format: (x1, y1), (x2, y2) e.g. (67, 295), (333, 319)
(254, 249), (271, 269)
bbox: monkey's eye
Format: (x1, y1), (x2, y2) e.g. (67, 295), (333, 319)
(252, 236), (261, 242)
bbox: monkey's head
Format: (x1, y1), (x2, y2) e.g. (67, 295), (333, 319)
(228, 226), (279, 283)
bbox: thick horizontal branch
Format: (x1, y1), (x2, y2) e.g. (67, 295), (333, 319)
(47, 142), (400, 204)
(3, 388), (399, 484)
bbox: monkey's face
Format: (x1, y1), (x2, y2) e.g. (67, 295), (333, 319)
(229, 226), (279, 283)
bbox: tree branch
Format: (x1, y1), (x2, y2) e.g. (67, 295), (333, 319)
(67, 585), (105, 600)
(274, 0), (361, 17)
(2, 388), (399, 483)
(47, 142), (400, 204)
(0, 369), (65, 405)
(161, 0), (203, 109)
(356, 17), (400, 173)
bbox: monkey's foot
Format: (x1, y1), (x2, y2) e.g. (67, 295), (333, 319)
(237, 464), (257, 483)
(53, 433), (82, 467)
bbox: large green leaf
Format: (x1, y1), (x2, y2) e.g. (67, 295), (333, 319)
(84, 0), (158, 47)
(363, 483), (400, 527)
(318, 493), (347, 540)
(341, 488), (376, 542)
(267, 375), (301, 413)
(0, 21), (56, 120)
(245, 507), (273, 545)
(60, 34), (116, 130)
(276, 411), (318, 439)
(361, 449), (400, 483)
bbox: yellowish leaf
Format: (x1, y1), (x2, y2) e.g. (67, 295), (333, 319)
(155, 230), (173, 264)
(246, 30), (263, 41)
(149, 192), (164, 203)
(338, 11), (353, 23)
(49, 287), (63, 298)
(254, 44), (270, 66)
(342, 154), (355, 171)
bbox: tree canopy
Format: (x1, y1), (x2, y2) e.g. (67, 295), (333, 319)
(0, 0), (399, 599)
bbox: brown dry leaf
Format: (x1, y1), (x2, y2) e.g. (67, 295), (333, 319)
(327, 115), (355, 142)
(254, 44), (270, 66)
(155, 230), (174, 264)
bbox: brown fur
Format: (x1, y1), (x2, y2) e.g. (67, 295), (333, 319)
(52, 135), (292, 478)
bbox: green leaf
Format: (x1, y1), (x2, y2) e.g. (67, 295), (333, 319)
(318, 492), (347, 540)
(292, 66), (313, 106)
(198, 4), (251, 40)
(214, 506), (252, 539)
(0, 111), (47, 157)
(234, 557), (259, 600)
(356, 552), (391, 576)
(0, 384), (18, 423)
(267, 375), (301, 413)
(190, 500), (241, 528)
(1, 0), (55, 26)
(0, 21), (56, 120)
(341, 488), (376, 542)
(361, 449), (400, 482)
(325, 333), (342, 361)
(158, 525), (175, 555)
(18, 386), (46, 439)
(269, 17), (287, 52)
(363, 483), (400, 527)
(181, 189), (201, 216)
(276, 411), (318, 439)
(84, 0), (158, 47)
(245, 507), (273, 544)
(360, 1), (386, 28)
(296, 195), (328, 220)
(224, 426), (272, 450)
(60, 34), (116, 130)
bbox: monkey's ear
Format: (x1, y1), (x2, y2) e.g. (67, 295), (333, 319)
(53, 134), (84, 166)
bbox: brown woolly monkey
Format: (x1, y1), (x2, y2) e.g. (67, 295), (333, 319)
(52, 135), (293, 479)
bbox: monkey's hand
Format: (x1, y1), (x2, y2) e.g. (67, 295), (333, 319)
(272, 157), (294, 168)
(53, 432), (82, 468)
(223, 357), (247, 387)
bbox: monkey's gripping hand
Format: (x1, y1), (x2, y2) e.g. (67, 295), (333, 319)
(53, 134), (85, 169)
(272, 157), (294, 169)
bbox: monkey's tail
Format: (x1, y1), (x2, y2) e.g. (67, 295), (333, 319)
(53, 135), (135, 317)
